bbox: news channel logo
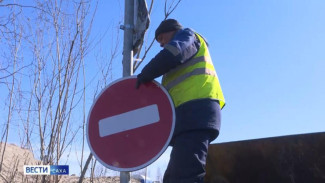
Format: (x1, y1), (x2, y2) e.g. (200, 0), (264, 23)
(24, 165), (69, 175)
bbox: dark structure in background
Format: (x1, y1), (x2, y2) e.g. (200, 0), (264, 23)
(205, 132), (325, 183)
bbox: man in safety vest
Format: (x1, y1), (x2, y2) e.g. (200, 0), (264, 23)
(136, 19), (225, 183)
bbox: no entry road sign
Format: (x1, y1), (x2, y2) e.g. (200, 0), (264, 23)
(87, 76), (175, 171)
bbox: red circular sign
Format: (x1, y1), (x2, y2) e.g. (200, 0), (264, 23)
(87, 76), (175, 171)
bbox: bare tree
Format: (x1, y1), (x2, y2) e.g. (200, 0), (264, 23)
(0, 2), (24, 172)
(0, 0), (98, 182)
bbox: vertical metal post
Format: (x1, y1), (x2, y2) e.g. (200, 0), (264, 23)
(120, 171), (131, 183)
(122, 0), (134, 78)
(121, 0), (134, 183)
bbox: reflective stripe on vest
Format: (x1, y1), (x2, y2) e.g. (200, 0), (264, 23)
(165, 67), (216, 90)
(162, 33), (225, 109)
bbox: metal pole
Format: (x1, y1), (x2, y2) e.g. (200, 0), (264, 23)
(120, 171), (131, 183)
(122, 0), (134, 77)
(120, 0), (134, 182)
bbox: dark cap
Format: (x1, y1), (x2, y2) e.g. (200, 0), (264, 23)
(155, 19), (183, 40)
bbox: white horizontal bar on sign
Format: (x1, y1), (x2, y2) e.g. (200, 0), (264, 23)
(98, 104), (160, 137)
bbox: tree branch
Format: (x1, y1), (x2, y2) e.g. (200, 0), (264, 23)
(0, 3), (50, 15)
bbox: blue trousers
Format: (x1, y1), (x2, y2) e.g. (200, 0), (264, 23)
(163, 130), (214, 183)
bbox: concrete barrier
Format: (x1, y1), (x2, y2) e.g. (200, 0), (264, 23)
(205, 132), (325, 183)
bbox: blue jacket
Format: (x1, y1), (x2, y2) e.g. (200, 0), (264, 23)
(138, 28), (221, 141)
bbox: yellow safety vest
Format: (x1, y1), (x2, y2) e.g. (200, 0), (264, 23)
(162, 33), (225, 109)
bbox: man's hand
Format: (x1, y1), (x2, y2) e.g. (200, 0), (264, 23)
(135, 78), (142, 89)
(135, 75), (146, 89)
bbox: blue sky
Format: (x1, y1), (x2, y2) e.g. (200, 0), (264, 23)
(86, 0), (325, 178)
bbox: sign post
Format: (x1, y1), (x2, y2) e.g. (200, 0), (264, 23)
(122, 0), (134, 78)
(121, 0), (134, 182)
(117, 0), (149, 181)
(87, 77), (175, 181)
